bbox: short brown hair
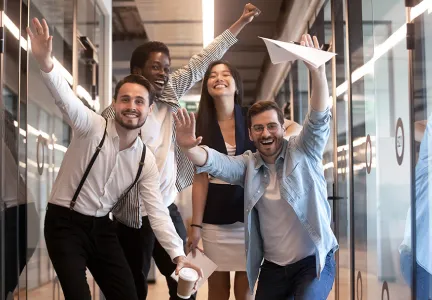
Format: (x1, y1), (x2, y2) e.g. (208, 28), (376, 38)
(247, 100), (284, 128)
(114, 74), (155, 106)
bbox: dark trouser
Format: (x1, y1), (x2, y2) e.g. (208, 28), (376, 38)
(44, 204), (138, 300)
(117, 203), (196, 300)
(400, 248), (432, 299)
(255, 251), (336, 300)
(0, 203), (39, 299)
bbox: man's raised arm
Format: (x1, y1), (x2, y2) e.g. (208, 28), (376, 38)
(27, 18), (95, 136)
(170, 3), (261, 99)
(173, 108), (247, 187)
(294, 35), (331, 162)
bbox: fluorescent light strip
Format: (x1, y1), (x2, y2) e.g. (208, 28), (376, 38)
(52, 56), (74, 85)
(2, 13), (95, 110)
(3, 12), (28, 50)
(53, 143), (67, 153)
(202, 0), (214, 47)
(412, 0), (432, 19)
(12, 122), (67, 153)
(335, 0), (432, 99)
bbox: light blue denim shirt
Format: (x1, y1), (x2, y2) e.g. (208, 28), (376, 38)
(196, 107), (339, 291)
(401, 113), (432, 275)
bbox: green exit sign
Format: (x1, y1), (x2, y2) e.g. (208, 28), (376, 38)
(185, 102), (198, 112)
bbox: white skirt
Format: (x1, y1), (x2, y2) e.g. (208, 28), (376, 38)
(201, 222), (247, 272)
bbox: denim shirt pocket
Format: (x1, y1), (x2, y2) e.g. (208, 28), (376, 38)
(283, 161), (314, 200)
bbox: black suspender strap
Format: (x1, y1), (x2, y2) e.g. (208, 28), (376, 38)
(70, 119), (108, 210)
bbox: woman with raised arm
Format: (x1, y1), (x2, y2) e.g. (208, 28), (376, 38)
(188, 60), (301, 300)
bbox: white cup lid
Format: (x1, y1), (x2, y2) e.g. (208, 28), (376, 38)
(179, 268), (199, 281)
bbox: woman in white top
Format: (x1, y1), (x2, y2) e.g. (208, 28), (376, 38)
(188, 61), (302, 300)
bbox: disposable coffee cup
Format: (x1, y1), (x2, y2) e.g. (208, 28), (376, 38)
(177, 268), (199, 299)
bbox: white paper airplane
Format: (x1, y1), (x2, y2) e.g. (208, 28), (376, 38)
(259, 37), (336, 68)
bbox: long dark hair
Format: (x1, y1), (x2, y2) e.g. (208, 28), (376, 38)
(196, 60), (244, 145)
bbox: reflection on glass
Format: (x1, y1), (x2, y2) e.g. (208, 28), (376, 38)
(0, 89), (40, 300)
(77, 0), (103, 112)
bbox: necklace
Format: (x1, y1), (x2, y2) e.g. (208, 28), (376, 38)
(217, 112), (234, 122)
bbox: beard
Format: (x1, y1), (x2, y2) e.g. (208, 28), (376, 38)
(254, 135), (283, 159)
(115, 111), (146, 130)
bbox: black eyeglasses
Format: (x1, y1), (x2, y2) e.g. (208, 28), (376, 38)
(251, 122), (281, 134)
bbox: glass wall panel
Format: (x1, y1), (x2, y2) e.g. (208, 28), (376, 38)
(19, 1), (75, 298)
(1, 0), (29, 298)
(0, 0), (107, 298)
(332, 0), (352, 298)
(77, 0), (104, 112)
(349, 0), (412, 298)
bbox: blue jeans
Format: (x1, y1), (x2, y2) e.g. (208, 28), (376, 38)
(255, 251), (336, 300)
(400, 249), (432, 299)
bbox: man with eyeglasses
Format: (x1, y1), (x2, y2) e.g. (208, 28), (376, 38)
(174, 34), (338, 300)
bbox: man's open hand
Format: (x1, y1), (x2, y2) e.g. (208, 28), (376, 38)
(26, 18), (53, 73)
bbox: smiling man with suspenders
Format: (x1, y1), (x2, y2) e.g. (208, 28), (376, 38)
(27, 17), (202, 300)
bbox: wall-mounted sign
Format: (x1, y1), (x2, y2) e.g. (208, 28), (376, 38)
(36, 135), (46, 175)
(185, 102), (198, 112)
(366, 134), (372, 174)
(395, 118), (404, 166)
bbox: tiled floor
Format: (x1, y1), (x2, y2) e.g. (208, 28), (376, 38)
(148, 271), (240, 300)
(13, 247), (414, 300)
(16, 266), (415, 300)
(147, 270), (334, 300)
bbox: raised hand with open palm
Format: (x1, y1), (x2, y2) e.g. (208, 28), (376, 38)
(26, 18), (53, 73)
(173, 108), (203, 150)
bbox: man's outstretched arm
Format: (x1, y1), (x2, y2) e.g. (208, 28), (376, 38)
(173, 108), (248, 187)
(295, 35), (331, 161)
(27, 18), (95, 136)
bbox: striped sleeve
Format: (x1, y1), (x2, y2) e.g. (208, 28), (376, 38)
(101, 104), (115, 119)
(169, 29), (238, 100)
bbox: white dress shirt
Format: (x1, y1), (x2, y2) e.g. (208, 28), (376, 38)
(41, 64), (184, 260)
(139, 29), (238, 211)
(101, 29), (238, 216)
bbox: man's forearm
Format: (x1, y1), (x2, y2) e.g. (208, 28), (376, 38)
(229, 19), (247, 37)
(183, 146), (208, 167)
(309, 68), (329, 112)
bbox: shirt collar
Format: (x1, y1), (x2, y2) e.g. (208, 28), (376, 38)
(107, 119), (141, 151)
(254, 138), (288, 170)
(107, 119), (119, 139)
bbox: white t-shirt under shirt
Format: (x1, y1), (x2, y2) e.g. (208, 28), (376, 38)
(256, 163), (316, 266)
